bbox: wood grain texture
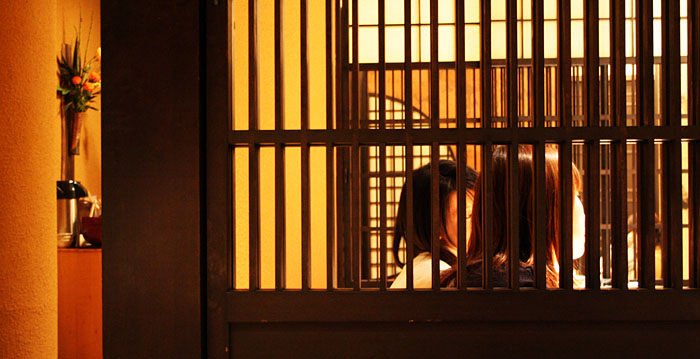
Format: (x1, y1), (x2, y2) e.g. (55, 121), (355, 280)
(102, 0), (202, 356)
(58, 249), (102, 359)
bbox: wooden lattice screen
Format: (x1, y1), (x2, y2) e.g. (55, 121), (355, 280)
(205, 0), (700, 356)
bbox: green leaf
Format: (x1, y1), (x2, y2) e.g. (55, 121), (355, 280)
(73, 38), (81, 73)
(84, 14), (93, 65)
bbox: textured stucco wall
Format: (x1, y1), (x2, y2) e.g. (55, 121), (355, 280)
(0, 0), (60, 358)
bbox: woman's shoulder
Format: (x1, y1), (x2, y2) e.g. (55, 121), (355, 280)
(413, 252), (451, 269)
(441, 263), (535, 288)
(391, 252), (452, 289)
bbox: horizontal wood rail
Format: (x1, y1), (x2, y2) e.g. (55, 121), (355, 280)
(230, 126), (700, 146)
(225, 289), (700, 323)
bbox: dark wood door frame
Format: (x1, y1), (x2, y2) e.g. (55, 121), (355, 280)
(102, 0), (204, 358)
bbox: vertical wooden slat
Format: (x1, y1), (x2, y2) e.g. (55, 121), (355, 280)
(228, 0), (237, 292)
(326, 144), (335, 290)
(636, 0), (655, 290)
(352, 142), (361, 290)
(532, 0), (546, 290)
(352, 0), (360, 131)
(300, 0), (311, 291)
(661, 0), (682, 290)
(532, 0), (544, 128)
(300, 0), (309, 131)
(378, 0), (388, 291)
(274, 145), (286, 289)
(557, 0), (573, 289)
(431, 143), (441, 290)
(637, 140), (655, 289)
(584, 0), (599, 127)
(228, 4), (236, 291)
(482, 142), (494, 289)
(585, 142), (601, 289)
(534, 143), (547, 289)
(457, 141), (467, 289)
(455, 0), (467, 290)
(583, 0), (600, 289)
(506, 0), (519, 289)
(301, 139), (311, 290)
(689, 0), (700, 288)
(506, 0), (517, 130)
(249, 144), (261, 291)
(609, 0), (628, 290)
(336, 0), (351, 289)
(456, 0), (466, 130)
(610, 142), (628, 287)
(379, 145), (388, 290)
(336, 0), (346, 132)
(636, 0), (654, 127)
(325, 0), (335, 291)
(248, 0), (261, 291)
(508, 143), (520, 289)
(350, 0), (361, 291)
(403, 0), (414, 290)
(690, 141), (700, 288)
(430, 0), (439, 129)
(248, 0), (259, 131)
(336, 151), (350, 288)
(691, 0), (700, 128)
(337, 12), (350, 290)
(230, 149), (236, 290)
(429, 0), (440, 290)
(325, 0), (334, 133)
(404, 0), (413, 131)
(558, 0), (572, 128)
(480, 0), (492, 129)
(405, 140), (415, 290)
(274, 0), (286, 291)
(379, 0), (387, 131)
(559, 142), (573, 289)
(480, 0), (493, 288)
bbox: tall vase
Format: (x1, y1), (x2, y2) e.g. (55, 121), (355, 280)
(61, 110), (85, 180)
(69, 111), (85, 155)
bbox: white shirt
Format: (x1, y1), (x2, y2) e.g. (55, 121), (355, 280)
(390, 252), (451, 289)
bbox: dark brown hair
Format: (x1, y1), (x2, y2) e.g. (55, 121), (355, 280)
(392, 160), (477, 267)
(465, 145), (581, 288)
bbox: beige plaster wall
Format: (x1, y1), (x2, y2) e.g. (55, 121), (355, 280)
(0, 0), (60, 357)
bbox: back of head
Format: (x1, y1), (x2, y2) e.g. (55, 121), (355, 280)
(466, 145), (580, 287)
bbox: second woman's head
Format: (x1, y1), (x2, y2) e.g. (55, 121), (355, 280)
(393, 160), (478, 267)
(466, 145), (584, 287)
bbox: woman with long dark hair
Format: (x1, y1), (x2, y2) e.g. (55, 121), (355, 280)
(441, 145), (586, 288)
(390, 160), (478, 289)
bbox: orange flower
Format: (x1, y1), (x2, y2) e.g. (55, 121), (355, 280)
(71, 76), (82, 85)
(89, 72), (101, 82)
(83, 82), (95, 92)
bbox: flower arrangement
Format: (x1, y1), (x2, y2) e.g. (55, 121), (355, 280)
(57, 15), (101, 155)
(57, 16), (101, 113)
